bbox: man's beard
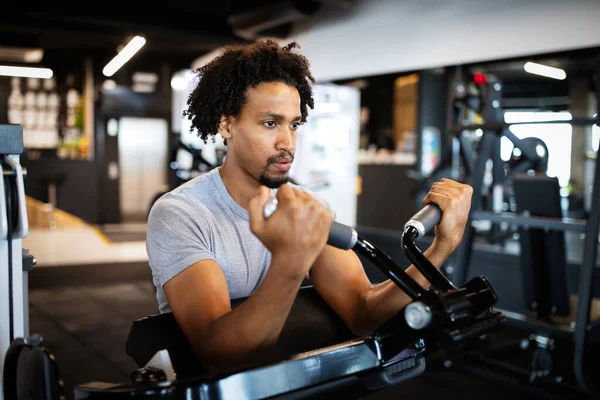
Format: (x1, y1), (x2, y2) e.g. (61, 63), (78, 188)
(258, 173), (289, 189)
(259, 150), (294, 189)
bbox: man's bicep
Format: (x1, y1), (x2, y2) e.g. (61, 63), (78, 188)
(309, 245), (371, 333)
(163, 259), (231, 350)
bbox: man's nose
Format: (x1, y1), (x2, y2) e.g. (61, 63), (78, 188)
(276, 128), (294, 151)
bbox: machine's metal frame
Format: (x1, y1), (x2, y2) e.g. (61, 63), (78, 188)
(0, 125), (29, 400)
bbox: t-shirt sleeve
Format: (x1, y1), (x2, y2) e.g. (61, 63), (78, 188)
(146, 194), (216, 289)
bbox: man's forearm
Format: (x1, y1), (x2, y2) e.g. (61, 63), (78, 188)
(355, 238), (455, 335)
(196, 255), (305, 373)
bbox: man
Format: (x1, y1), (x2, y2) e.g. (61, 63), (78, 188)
(146, 40), (472, 375)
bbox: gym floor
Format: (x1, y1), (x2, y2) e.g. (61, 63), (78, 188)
(23, 223), (595, 400)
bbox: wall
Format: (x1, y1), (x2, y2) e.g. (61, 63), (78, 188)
(284, 0), (600, 82)
(21, 157), (99, 224)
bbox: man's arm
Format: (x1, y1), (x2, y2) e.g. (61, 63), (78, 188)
(164, 254), (305, 374)
(162, 184), (332, 375)
(309, 239), (454, 337)
(310, 178), (472, 337)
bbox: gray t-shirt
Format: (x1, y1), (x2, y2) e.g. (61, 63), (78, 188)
(146, 167), (333, 313)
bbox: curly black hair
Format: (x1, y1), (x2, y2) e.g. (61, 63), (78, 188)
(183, 40), (316, 144)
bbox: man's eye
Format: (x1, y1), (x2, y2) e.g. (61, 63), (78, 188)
(291, 122), (301, 129)
(264, 121), (276, 128)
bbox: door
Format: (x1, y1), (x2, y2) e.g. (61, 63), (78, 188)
(118, 117), (168, 221)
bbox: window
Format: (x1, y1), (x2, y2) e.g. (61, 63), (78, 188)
(501, 111), (573, 188)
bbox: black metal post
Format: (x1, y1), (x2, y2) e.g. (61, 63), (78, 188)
(459, 133), (476, 174)
(450, 131), (496, 286)
(573, 69), (600, 394)
(489, 129), (505, 241)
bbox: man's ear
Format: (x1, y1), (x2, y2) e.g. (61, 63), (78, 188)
(218, 115), (233, 141)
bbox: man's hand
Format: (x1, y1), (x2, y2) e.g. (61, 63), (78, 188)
(309, 178), (473, 337)
(422, 178), (473, 252)
(248, 184), (332, 280)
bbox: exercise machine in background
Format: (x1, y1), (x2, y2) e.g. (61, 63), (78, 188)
(0, 125), (64, 400)
(443, 69), (600, 399)
(411, 69), (550, 246)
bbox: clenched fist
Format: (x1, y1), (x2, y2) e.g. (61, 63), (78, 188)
(422, 178), (473, 251)
(248, 184), (332, 280)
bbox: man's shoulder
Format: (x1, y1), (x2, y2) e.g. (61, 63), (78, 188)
(149, 171), (218, 220)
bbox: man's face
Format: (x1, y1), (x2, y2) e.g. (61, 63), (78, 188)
(226, 82), (302, 188)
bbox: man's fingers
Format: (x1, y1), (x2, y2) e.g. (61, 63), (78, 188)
(248, 186), (270, 234)
(423, 191), (453, 210)
(276, 184), (296, 203)
(428, 180), (473, 203)
(429, 185), (463, 198)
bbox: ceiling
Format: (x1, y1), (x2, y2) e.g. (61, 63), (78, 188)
(0, 1), (347, 73)
(469, 47), (600, 79)
(464, 47), (600, 109)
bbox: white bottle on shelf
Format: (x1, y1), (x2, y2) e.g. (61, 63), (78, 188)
(44, 77), (60, 148)
(66, 88), (79, 128)
(7, 77), (24, 127)
(24, 78), (39, 148)
(36, 86), (48, 147)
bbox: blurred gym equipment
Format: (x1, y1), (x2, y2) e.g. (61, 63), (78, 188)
(443, 69), (600, 399)
(0, 124), (66, 399)
(411, 69), (552, 246)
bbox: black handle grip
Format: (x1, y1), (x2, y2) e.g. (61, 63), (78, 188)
(328, 221), (357, 250)
(264, 196), (357, 250)
(404, 203), (442, 238)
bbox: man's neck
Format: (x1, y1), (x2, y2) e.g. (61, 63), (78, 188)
(218, 159), (262, 211)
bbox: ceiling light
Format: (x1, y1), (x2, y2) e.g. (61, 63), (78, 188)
(0, 65), (53, 79)
(103, 36), (146, 77)
(171, 76), (187, 91)
(0, 47), (44, 63)
(524, 62), (566, 80)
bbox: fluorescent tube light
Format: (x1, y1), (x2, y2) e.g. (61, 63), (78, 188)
(103, 36), (146, 77)
(0, 65), (53, 79)
(524, 62), (566, 80)
(0, 47), (44, 63)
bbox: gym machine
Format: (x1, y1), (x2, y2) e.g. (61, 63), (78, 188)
(71, 203), (504, 399)
(0, 124), (57, 400)
(443, 69), (600, 398)
(412, 69), (550, 247)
